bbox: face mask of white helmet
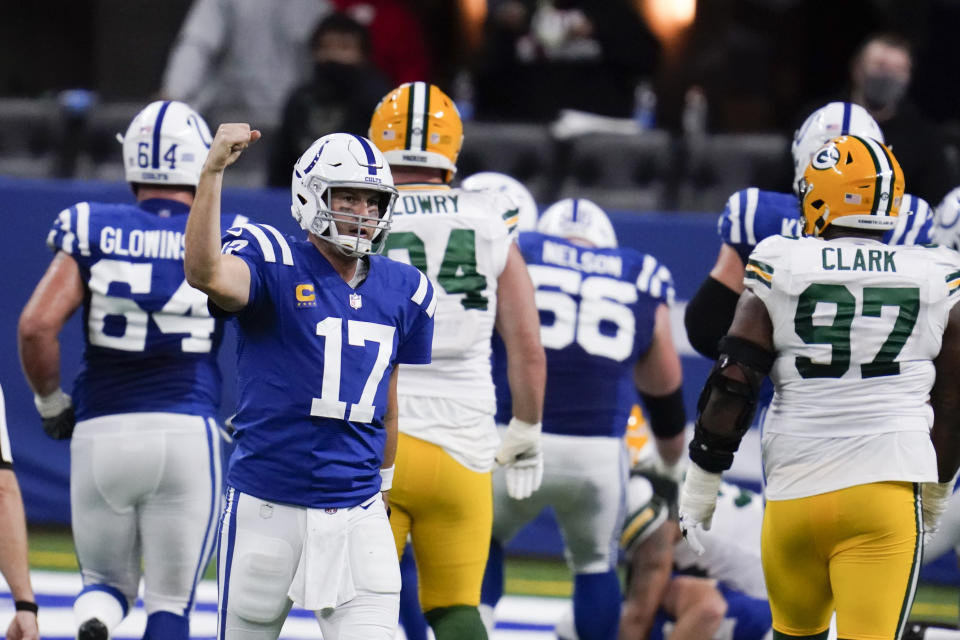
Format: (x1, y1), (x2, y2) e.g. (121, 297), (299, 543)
(291, 133), (398, 257)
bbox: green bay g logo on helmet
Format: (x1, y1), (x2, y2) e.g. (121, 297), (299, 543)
(811, 143), (841, 171)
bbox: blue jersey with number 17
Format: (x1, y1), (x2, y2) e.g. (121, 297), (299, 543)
(46, 199), (245, 421)
(218, 224), (435, 508)
(499, 232), (673, 438)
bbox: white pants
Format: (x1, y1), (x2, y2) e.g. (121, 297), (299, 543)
(492, 432), (627, 573)
(216, 488), (400, 640)
(70, 412), (223, 615)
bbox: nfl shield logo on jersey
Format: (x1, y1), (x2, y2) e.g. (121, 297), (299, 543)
(350, 293), (362, 309)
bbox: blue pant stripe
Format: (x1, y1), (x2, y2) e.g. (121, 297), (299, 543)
(184, 417), (221, 615)
(217, 487), (238, 640)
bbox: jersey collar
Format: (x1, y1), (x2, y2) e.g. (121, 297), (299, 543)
(138, 198), (191, 217)
(397, 183), (451, 192)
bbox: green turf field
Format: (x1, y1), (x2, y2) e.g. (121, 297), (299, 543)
(26, 525), (960, 626)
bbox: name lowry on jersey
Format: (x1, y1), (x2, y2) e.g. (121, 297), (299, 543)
(821, 246), (896, 272)
(394, 193), (460, 215)
(99, 226), (185, 260)
(541, 240), (622, 277)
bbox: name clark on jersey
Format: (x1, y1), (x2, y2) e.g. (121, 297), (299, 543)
(821, 246), (896, 272)
(100, 226), (185, 260)
(542, 240), (623, 277)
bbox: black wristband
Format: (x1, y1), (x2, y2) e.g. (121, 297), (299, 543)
(14, 600), (38, 613)
(639, 387), (687, 438)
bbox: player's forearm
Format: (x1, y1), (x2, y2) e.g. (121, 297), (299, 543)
(184, 167), (227, 291)
(18, 308), (63, 397)
(0, 473), (34, 603)
(620, 523), (674, 639)
(507, 344), (546, 424)
(17, 333), (61, 397)
(931, 303), (960, 482)
(382, 368), (399, 469)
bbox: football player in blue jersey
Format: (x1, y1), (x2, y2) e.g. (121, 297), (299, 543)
(685, 101), (935, 363)
(18, 101), (237, 640)
(0, 384), (39, 640)
(184, 124), (435, 640)
(480, 198), (687, 640)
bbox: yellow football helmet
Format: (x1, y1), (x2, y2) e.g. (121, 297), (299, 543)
(801, 134), (904, 236)
(368, 82), (464, 183)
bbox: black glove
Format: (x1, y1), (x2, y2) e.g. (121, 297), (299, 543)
(42, 406), (76, 440)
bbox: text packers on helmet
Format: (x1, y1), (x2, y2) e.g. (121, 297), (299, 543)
(537, 198), (618, 248)
(800, 135), (904, 237)
(461, 171), (539, 232)
(791, 102), (885, 196)
(120, 100), (212, 188)
(290, 133), (398, 257)
(368, 82), (464, 183)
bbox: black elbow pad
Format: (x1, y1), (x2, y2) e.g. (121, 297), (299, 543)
(689, 336), (775, 473)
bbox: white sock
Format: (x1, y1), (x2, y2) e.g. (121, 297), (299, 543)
(479, 603), (495, 638)
(74, 589), (126, 633)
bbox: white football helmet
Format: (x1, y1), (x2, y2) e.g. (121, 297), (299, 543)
(537, 198), (617, 248)
(291, 133), (398, 257)
(461, 172), (538, 232)
(120, 100), (212, 187)
(934, 186), (960, 251)
(791, 102), (885, 195)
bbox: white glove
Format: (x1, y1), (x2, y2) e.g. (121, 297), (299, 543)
(496, 418), (543, 500)
(922, 480), (955, 544)
(677, 462), (722, 556)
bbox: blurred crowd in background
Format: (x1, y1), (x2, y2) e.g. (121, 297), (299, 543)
(2, 0), (959, 210)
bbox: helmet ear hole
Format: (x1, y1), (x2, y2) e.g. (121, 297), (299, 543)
(297, 194), (308, 205)
(846, 151), (854, 164)
(810, 199), (825, 210)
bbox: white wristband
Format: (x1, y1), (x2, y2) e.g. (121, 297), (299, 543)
(34, 388), (71, 418)
(507, 417), (542, 435)
(379, 465), (395, 492)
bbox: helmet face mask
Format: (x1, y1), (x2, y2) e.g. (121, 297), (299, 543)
(368, 82), (464, 183)
(291, 133), (398, 257)
(120, 100), (212, 188)
(791, 102), (885, 196)
(536, 198), (618, 248)
(801, 135), (904, 237)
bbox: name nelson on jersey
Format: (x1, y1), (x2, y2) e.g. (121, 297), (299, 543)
(98, 226), (186, 260)
(541, 239), (622, 276)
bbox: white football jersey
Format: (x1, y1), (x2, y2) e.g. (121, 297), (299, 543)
(672, 481), (767, 599)
(385, 185), (514, 469)
(622, 474), (766, 599)
(745, 234), (960, 499)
